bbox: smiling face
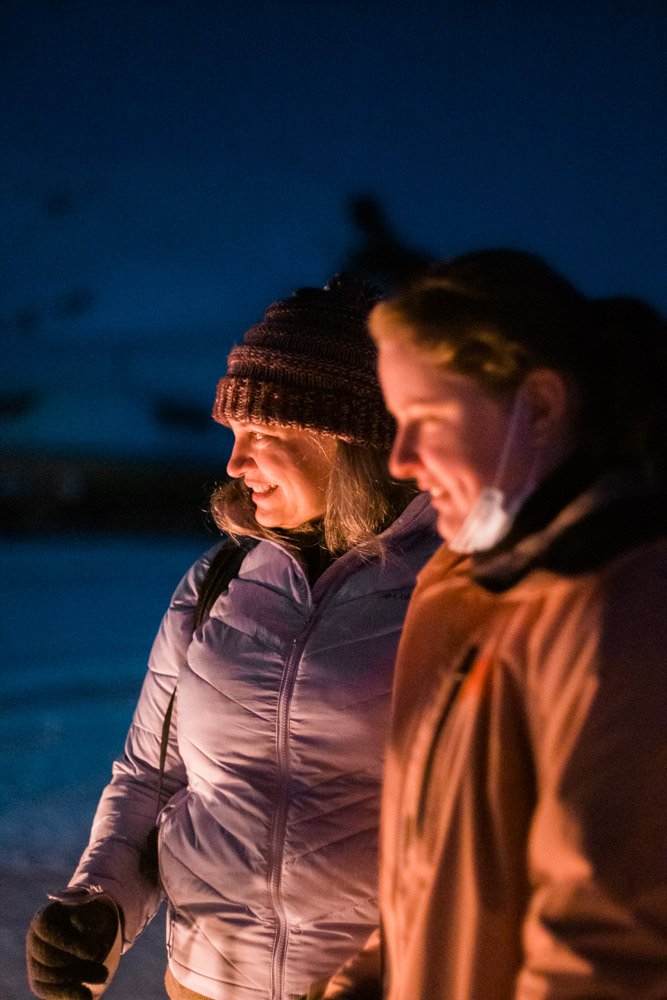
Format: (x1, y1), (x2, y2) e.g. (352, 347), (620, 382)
(225, 420), (337, 529)
(375, 326), (526, 543)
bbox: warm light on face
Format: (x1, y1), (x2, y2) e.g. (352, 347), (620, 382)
(375, 332), (517, 542)
(226, 421), (336, 528)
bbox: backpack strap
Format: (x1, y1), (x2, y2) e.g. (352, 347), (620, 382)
(193, 540), (255, 630)
(154, 538), (257, 810)
(140, 538), (259, 883)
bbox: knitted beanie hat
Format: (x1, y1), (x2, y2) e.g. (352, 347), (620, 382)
(212, 273), (394, 449)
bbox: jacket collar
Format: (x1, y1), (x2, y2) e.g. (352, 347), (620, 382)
(472, 460), (667, 593)
(379, 491), (438, 542)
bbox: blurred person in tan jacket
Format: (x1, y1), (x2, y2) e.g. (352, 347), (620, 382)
(312, 249), (667, 1000)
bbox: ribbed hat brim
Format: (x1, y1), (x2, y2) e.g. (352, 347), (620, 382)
(212, 376), (395, 450)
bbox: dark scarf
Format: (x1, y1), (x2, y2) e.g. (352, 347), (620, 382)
(275, 518), (335, 586)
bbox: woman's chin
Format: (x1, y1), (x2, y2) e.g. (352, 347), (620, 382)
(436, 510), (462, 543)
(254, 505), (295, 529)
(254, 509), (280, 527)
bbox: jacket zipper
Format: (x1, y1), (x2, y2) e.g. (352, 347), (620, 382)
(268, 633), (300, 1000)
(267, 552), (364, 1000)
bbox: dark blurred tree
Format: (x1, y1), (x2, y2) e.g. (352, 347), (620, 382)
(342, 193), (433, 292)
(53, 287), (95, 320)
(13, 306), (40, 337)
(43, 189), (76, 219)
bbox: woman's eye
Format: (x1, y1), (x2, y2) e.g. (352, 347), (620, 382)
(249, 431), (266, 442)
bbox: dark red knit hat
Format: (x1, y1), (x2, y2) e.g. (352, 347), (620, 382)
(212, 273), (394, 449)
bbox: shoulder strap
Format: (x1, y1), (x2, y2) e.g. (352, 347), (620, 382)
(193, 540), (255, 630)
(154, 538), (257, 812)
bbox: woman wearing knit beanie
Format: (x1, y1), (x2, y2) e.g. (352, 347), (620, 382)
(26, 274), (439, 1000)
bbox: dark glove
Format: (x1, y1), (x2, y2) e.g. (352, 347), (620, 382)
(306, 978), (383, 1000)
(26, 892), (119, 1000)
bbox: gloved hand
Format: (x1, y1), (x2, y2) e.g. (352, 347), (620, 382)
(26, 891), (120, 1000)
(305, 977), (383, 1000)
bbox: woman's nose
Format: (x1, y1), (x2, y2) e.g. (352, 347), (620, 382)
(389, 427), (418, 481)
(226, 441), (251, 478)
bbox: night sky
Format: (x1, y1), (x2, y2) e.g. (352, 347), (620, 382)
(1, 0), (666, 457)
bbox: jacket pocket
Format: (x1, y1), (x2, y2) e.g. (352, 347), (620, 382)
(157, 786), (191, 899)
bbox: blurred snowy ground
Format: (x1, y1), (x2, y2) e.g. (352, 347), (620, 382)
(0, 533), (206, 998)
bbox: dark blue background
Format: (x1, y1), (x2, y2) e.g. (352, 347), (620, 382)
(2, 0), (666, 460)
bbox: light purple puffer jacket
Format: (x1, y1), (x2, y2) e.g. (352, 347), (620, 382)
(70, 494), (438, 1000)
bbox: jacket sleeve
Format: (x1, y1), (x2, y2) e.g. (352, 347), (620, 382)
(308, 928), (383, 1000)
(67, 544), (225, 948)
(519, 551), (667, 999)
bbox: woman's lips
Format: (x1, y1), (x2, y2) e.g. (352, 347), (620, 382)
(248, 484), (278, 499)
